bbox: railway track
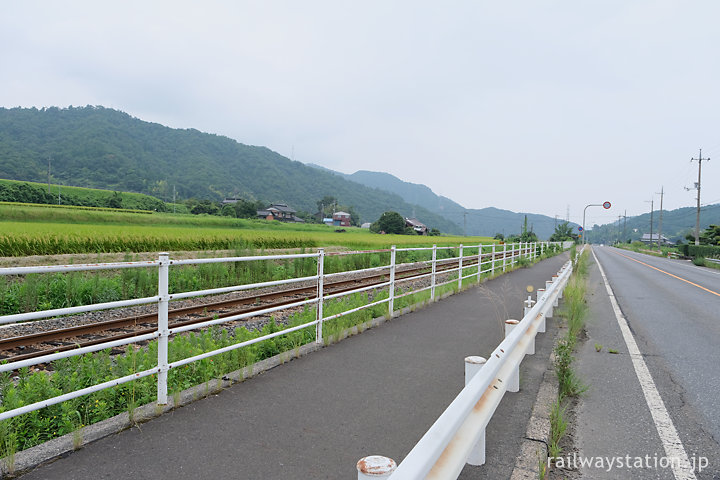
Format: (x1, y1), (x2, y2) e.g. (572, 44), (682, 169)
(0, 251), (517, 365)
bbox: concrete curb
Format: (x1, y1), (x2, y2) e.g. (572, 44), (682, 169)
(509, 336), (559, 479)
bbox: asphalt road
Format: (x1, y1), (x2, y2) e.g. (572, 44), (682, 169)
(579, 247), (720, 478)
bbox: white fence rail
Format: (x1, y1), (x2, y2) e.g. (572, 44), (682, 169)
(0, 241), (565, 423)
(358, 254), (576, 479)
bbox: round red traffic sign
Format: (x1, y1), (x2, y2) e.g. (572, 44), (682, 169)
(603, 201), (611, 209)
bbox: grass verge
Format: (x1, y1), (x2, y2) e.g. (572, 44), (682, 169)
(547, 247), (589, 474)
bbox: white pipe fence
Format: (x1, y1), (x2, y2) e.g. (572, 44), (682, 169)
(362, 256), (575, 479)
(0, 241), (566, 423)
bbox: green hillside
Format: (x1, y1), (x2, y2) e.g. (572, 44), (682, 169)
(585, 203), (720, 244)
(0, 106), (460, 233)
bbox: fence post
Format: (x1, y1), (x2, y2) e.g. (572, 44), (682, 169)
(491, 244), (496, 276)
(458, 244), (463, 289)
(464, 356), (487, 465)
(389, 245), (396, 318)
(502, 244), (507, 272)
(477, 244), (483, 282)
(431, 244), (437, 301)
(541, 242), (545, 257)
(316, 248), (324, 344)
(157, 252), (170, 405)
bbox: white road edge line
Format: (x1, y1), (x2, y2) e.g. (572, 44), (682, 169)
(592, 247), (697, 480)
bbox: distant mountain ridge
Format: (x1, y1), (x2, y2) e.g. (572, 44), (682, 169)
(308, 164), (576, 239)
(0, 106), (461, 233)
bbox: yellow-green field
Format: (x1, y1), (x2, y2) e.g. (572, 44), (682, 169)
(0, 204), (492, 256)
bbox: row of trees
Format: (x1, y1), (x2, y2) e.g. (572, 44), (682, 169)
(0, 181), (166, 211)
(370, 211), (440, 236)
(493, 219), (578, 243)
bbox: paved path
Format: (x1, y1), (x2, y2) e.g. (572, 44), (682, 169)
(18, 253), (569, 480)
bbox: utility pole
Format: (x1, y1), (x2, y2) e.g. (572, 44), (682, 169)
(623, 210), (627, 243)
(690, 149), (709, 245)
(656, 186), (664, 251)
(463, 211), (467, 237)
(47, 157), (51, 194)
(554, 215), (558, 229)
(617, 215), (622, 245)
(645, 198), (654, 248)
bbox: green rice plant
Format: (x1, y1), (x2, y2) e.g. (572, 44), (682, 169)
(0, 418), (18, 476)
(554, 339), (587, 400)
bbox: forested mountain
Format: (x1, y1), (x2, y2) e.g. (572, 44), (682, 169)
(0, 106), (460, 232)
(309, 165), (577, 239)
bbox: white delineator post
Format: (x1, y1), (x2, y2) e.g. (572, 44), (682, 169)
(157, 252), (170, 405)
(389, 245), (396, 318)
(316, 248), (324, 344)
(357, 456), (397, 480)
(504, 320), (520, 392)
(464, 356), (487, 465)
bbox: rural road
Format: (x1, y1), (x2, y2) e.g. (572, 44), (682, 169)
(573, 246), (720, 479)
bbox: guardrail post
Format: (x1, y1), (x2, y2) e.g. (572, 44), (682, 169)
(389, 245), (396, 318)
(458, 244), (463, 289)
(357, 456), (397, 479)
(551, 275), (559, 306)
(535, 289), (547, 333)
(157, 252), (170, 405)
(504, 320), (520, 392)
(316, 248), (324, 344)
(477, 244), (483, 282)
(464, 356), (487, 466)
(431, 244), (437, 301)
(544, 280), (554, 318)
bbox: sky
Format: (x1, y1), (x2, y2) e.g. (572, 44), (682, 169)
(2, 1), (719, 228)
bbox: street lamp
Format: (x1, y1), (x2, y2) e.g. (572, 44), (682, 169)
(582, 202), (612, 245)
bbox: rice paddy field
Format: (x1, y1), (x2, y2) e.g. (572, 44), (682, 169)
(0, 203), (493, 257)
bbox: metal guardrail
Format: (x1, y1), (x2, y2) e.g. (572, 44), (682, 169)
(357, 255), (575, 479)
(0, 241), (566, 424)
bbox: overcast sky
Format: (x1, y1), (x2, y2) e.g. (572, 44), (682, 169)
(2, 1), (719, 227)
